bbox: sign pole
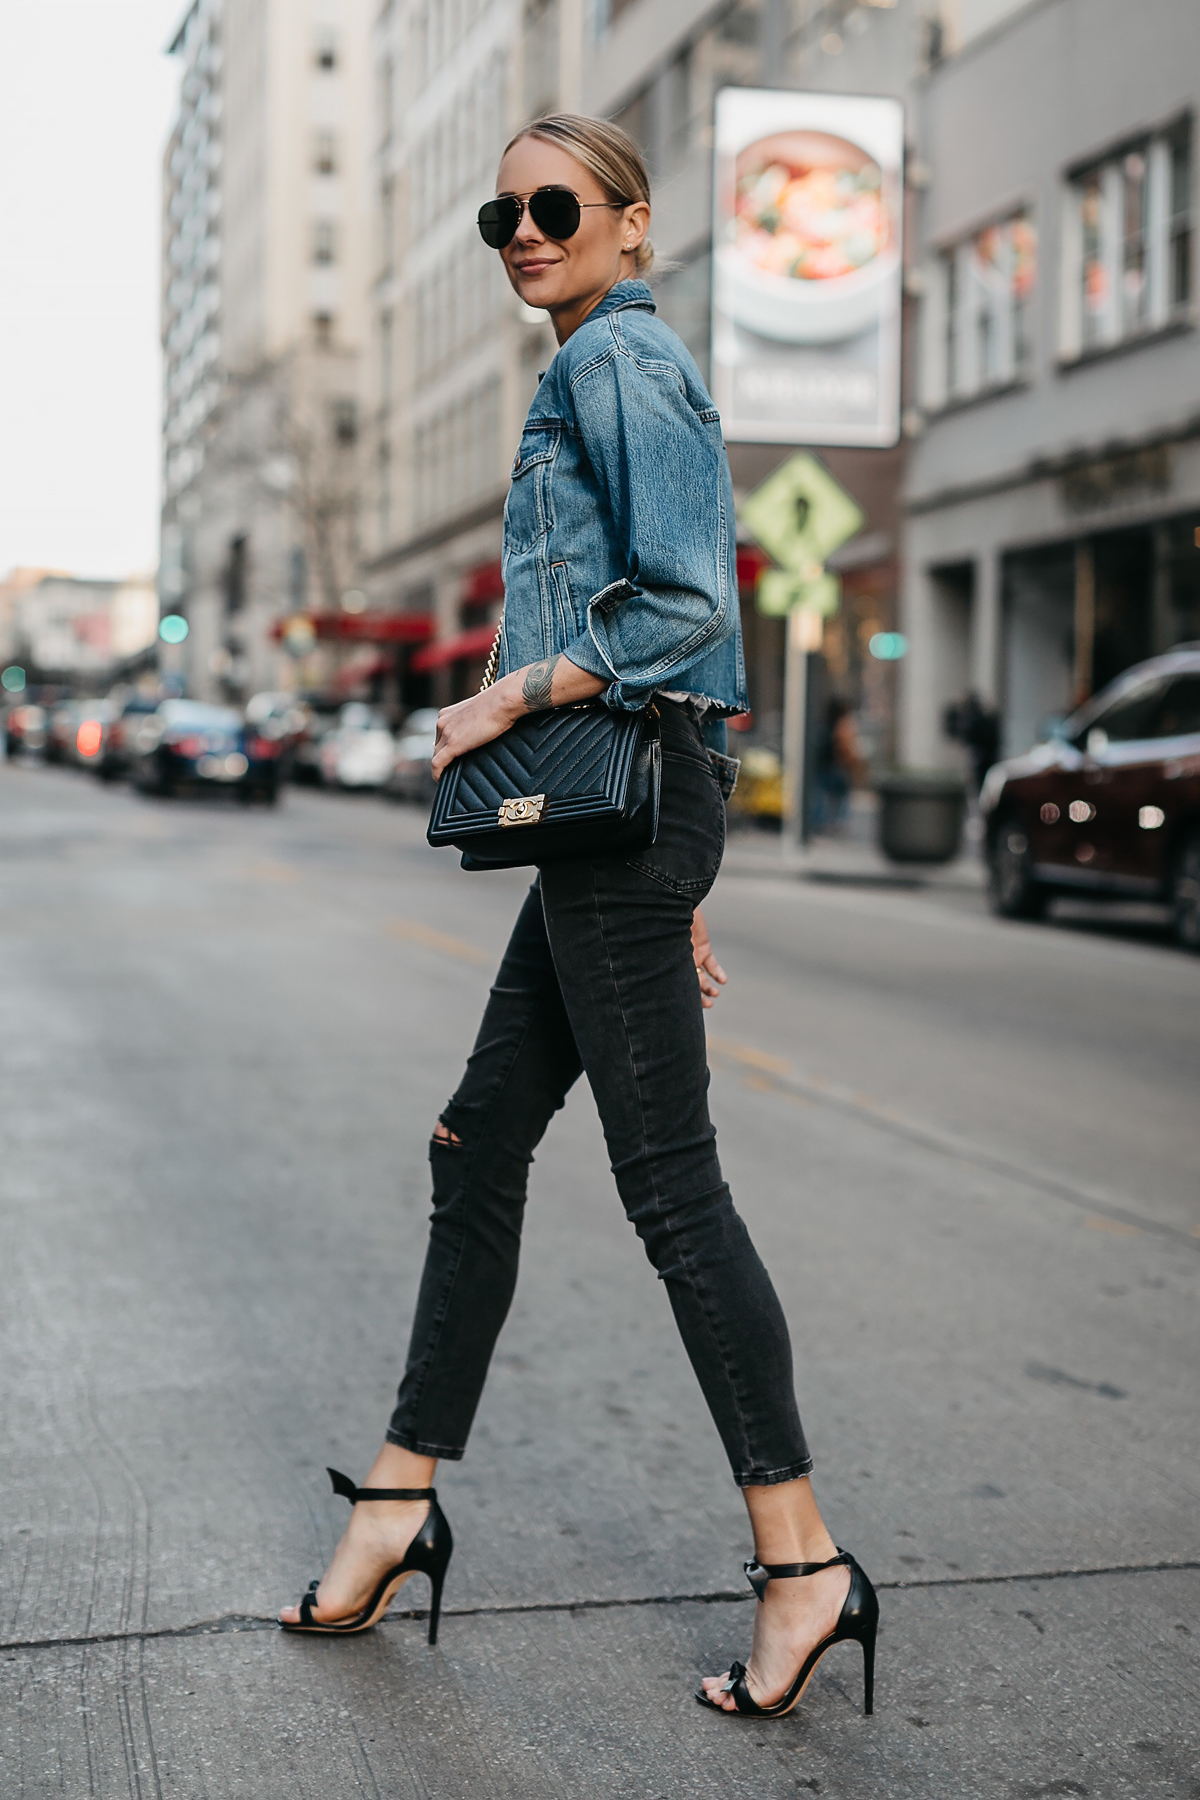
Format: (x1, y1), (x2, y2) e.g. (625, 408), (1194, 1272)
(782, 606), (822, 851)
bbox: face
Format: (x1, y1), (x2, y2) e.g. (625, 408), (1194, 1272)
(492, 136), (650, 322)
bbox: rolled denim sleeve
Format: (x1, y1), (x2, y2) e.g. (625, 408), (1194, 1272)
(560, 347), (735, 711)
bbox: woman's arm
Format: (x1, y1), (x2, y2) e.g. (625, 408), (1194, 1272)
(430, 654), (605, 780)
(554, 349), (734, 708)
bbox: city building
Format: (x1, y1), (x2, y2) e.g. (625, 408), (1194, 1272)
(362, 0), (937, 743)
(582, 0), (938, 771)
(161, 0), (375, 704)
(904, 0), (1200, 766)
(361, 0), (592, 704)
(7, 574), (158, 684)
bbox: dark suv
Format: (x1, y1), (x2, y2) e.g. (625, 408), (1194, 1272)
(981, 647), (1200, 949)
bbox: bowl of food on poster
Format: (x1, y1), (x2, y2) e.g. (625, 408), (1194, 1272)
(717, 129), (899, 344)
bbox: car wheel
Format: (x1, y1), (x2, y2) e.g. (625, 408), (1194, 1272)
(988, 815), (1048, 919)
(1170, 827), (1200, 952)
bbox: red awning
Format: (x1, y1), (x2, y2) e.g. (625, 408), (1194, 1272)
(409, 623), (498, 674)
(461, 560), (504, 604)
(269, 611), (434, 644)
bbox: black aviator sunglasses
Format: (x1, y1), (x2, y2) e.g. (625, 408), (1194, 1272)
(477, 185), (631, 250)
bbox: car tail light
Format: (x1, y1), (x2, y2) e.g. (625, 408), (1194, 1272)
(169, 734), (207, 758)
(246, 736), (279, 759)
(76, 719), (103, 757)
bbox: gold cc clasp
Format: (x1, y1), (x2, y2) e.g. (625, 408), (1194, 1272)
(498, 794), (545, 827)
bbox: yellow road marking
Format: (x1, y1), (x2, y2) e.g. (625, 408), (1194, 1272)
(387, 918), (490, 966)
(708, 1036), (790, 1076)
(706, 1033), (1183, 1248)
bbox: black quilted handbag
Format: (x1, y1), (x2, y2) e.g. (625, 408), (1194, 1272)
(426, 626), (660, 870)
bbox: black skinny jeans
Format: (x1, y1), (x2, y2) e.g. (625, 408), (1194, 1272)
(388, 701), (812, 1487)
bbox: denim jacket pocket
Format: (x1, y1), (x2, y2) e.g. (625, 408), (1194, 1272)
(503, 423), (560, 553)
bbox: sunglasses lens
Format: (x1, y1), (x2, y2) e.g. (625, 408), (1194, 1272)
(477, 197), (520, 249)
(528, 188), (581, 240)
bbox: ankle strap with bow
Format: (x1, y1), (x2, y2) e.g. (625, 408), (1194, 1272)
(327, 1467), (436, 1503)
(743, 1549), (850, 1602)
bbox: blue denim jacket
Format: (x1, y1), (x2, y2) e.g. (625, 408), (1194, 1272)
(499, 280), (748, 751)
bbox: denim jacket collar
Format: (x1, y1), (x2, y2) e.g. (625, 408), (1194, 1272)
(584, 279), (656, 322)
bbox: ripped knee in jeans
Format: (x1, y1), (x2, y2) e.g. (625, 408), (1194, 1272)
(432, 1117), (463, 1147)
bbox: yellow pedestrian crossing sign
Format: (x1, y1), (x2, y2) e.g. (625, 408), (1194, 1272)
(740, 453), (864, 617)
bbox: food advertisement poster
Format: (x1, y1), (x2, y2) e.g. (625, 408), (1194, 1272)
(712, 88), (904, 447)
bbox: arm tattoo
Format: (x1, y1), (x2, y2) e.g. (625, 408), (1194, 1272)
(521, 655), (560, 712)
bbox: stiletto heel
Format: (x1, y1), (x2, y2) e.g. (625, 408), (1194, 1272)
(427, 1566), (445, 1646)
(862, 1619), (876, 1716)
(281, 1468), (454, 1639)
(696, 1548), (879, 1719)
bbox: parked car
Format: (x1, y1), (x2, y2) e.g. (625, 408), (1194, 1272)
(245, 691), (310, 780)
(981, 646), (1200, 948)
(387, 706), (440, 804)
(95, 693), (161, 781)
(4, 703), (46, 757)
(68, 698), (119, 769)
(291, 706), (340, 785)
(45, 698), (89, 764)
(318, 703), (396, 790)
(129, 699), (281, 802)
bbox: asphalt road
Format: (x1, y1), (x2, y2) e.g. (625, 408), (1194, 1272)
(3, 760), (1198, 1800)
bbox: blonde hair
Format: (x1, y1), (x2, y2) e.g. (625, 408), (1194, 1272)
(502, 113), (654, 275)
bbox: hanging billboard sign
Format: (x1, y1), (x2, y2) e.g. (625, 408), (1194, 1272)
(712, 87), (904, 448)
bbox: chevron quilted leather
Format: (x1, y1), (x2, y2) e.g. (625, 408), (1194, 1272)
(427, 705), (660, 870)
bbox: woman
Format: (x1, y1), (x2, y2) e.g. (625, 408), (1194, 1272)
(281, 113), (877, 1722)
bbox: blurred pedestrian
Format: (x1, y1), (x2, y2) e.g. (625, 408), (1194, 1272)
(280, 113), (877, 1725)
(813, 695), (861, 832)
(945, 690), (1002, 793)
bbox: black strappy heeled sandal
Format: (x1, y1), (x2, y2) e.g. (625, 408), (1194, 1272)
(280, 1468), (454, 1643)
(696, 1549), (878, 1718)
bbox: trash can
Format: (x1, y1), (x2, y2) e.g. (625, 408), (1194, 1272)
(876, 772), (967, 865)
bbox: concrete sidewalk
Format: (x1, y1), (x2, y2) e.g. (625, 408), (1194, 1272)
(723, 789), (988, 893)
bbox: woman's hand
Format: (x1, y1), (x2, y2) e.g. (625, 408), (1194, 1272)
(691, 906), (727, 1008)
(431, 654), (607, 780)
(431, 685), (522, 781)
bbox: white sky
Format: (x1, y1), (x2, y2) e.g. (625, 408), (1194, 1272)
(0, 1), (182, 581)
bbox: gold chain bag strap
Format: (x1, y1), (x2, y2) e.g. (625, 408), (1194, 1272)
(425, 608), (660, 871)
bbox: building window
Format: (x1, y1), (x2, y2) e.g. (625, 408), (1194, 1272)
(314, 131), (337, 175)
(523, 0), (560, 119)
(1066, 119), (1191, 358)
(313, 311), (334, 345)
(331, 398), (358, 445)
(315, 29), (337, 70)
(377, 440), (391, 548)
(937, 212), (1037, 403)
(225, 535), (248, 615)
(313, 219), (336, 265)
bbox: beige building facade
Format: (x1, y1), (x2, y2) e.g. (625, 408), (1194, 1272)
(161, 0), (374, 703)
